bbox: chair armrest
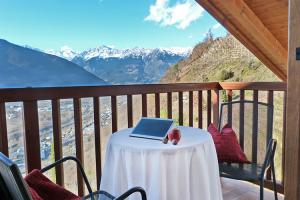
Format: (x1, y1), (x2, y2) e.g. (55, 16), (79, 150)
(40, 156), (93, 197)
(261, 139), (277, 179)
(114, 187), (147, 200)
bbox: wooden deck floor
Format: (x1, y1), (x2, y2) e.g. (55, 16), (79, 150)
(221, 178), (284, 200)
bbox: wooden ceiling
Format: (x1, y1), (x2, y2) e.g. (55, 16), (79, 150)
(196, 0), (288, 81)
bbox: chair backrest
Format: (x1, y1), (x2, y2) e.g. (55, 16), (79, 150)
(0, 152), (32, 200)
(218, 100), (274, 164)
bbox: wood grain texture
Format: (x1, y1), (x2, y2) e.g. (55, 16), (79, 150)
(220, 82), (286, 91)
(285, 0), (300, 198)
(196, 0), (287, 80)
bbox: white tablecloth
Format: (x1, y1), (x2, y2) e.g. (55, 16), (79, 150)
(100, 126), (223, 200)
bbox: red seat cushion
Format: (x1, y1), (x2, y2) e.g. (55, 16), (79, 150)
(208, 123), (250, 163)
(25, 169), (81, 200)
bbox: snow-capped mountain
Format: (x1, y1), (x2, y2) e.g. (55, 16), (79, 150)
(46, 46), (191, 61)
(46, 45), (79, 60)
(45, 45), (191, 84)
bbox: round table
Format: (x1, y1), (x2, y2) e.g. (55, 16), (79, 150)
(100, 126), (223, 200)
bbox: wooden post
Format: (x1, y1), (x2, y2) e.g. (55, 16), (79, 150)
(73, 98), (84, 196)
(23, 100), (41, 172)
(0, 102), (8, 156)
(212, 89), (219, 127)
(51, 99), (64, 186)
(285, 0), (300, 199)
(93, 97), (102, 189)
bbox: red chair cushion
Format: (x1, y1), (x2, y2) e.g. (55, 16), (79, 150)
(25, 169), (81, 200)
(208, 123), (250, 163)
(27, 186), (43, 200)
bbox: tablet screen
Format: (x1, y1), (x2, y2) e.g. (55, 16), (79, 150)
(131, 117), (174, 140)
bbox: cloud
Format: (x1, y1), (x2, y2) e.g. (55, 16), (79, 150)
(212, 23), (221, 29)
(145, 0), (204, 29)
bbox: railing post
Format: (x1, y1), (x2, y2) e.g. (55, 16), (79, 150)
(155, 93), (160, 118)
(239, 90), (245, 150)
(189, 91), (194, 127)
(127, 95), (133, 128)
(198, 91), (203, 129)
(111, 96), (117, 133)
(93, 97), (102, 189)
(227, 90), (233, 126)
(73, 98), (84, 196)
(0, 102), (8, 156)
(178, 92), (183, 125)
(23, 100), (41, 172)
(167, 92), (172, 119)
(252, 90), (259, 163)
(142, 94), (147, 117)
(212, 89), (220, 127)
(51, 99), (64, 186)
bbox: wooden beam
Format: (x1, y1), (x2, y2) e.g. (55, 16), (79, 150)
(196, 0), (287, 80)
(285, 0), (300, 199)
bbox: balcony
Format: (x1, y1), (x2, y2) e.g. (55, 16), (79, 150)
(0, 81), (286, 199)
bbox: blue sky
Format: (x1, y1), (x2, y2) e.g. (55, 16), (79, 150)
(0, 0), (227, 51)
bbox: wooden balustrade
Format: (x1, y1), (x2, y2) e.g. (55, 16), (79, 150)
(0, 82), (287, 195)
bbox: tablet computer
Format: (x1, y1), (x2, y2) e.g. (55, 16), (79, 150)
(130, 117), (174, 140)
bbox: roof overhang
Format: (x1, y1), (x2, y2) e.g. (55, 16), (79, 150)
(196, 0), (288, 81)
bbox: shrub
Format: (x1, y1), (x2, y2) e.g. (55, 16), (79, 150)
(218, 69), (234, 81)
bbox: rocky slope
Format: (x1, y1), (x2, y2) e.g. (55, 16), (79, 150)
(161, 34), (279, 83)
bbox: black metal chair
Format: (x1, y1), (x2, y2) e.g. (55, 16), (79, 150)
(0, 153), (147, 200)
(218, 100), (278, 200)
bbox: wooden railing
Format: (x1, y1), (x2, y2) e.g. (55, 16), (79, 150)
(0, 82), (287, 195)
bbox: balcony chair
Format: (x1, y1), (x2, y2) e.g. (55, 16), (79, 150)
(0, 153), (147, 200)
(218, 100), (278, 200)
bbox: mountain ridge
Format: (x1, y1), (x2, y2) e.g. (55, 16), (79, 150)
(45, 45), (190, 84)
(0, 39), (107, 88)
(46, 46), (191, 61)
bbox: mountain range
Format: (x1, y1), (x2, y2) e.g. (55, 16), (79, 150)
(46, 46), (191, 84)
(0, 39), (107, 88)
